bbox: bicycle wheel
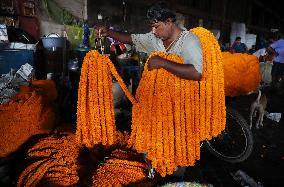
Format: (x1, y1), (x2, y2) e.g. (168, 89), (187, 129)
(204, 106), (254, 163)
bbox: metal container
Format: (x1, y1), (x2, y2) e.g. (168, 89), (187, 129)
(41, 37), (66, 49)
(44, 48), (64, 74)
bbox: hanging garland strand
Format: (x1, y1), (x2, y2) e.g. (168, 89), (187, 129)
(76, 50), (135, 148)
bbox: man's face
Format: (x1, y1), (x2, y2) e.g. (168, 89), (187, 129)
(236, 39), (241, 44)
(149, 20), (171, 41)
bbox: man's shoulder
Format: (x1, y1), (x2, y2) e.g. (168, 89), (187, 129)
(180, 31), (202, 51)
(183, 31), (200, 42)
(271, 39), (284, 48)
(131, 32), (157, 42)
(132, 32), (155, 37)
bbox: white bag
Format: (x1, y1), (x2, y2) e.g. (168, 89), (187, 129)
(266, 113), (282, 123)
(16, 63), (34, 81)
(260, 62), (273, 84)
(0, 24), (9, 42)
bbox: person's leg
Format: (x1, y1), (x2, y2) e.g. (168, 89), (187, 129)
(271, 62), (278, 88)
(277, 63), (284, 89)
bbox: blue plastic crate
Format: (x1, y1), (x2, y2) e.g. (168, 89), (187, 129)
(0, 49), (34, 74)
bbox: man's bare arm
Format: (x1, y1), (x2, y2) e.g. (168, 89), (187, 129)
(148, 56), (202, 81)
(98, 27), (133, 44)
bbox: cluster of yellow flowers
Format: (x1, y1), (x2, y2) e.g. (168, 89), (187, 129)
(0, 80), (57, 157)
(17, 134), (79, 187)
(222, 52), (261, 96)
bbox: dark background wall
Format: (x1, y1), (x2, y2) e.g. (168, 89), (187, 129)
(87, 0), (283, 44)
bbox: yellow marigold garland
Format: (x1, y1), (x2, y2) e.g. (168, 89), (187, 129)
(0, 81), (57, 157)
(76, 50), (135, 148)
(17, 134), (80, 187)
(92, 149), (148, 186)
(127, 27), (226, 176)
(76, 27), (226, 177)
(222, 52), (261, 96)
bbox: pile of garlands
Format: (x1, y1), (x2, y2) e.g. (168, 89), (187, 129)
(17, 134), (79, 187)
(0, 80), (57, 157)
(17, 132), (151, 187)
(17, 27), (261, 186)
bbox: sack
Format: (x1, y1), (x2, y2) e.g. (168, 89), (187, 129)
(0, 24), (8, 42)
(260, 62), (273, 84)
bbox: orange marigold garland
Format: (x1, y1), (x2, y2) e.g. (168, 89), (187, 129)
(76, 50), (135, 148)
(76, 27), (226, 177)
(191, 27), (226, 140)
(92, 149), (148, 186)
(127, 27), (226, 176)
(222, 52), (261, 96)
(17, 134), (80, 187)
(0, 81), (57, 157)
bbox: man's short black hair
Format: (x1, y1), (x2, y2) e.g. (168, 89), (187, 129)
(236, 36), (241, 40)
(146, 1), (176, 23)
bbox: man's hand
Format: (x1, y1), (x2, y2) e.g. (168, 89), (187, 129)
(148, 56), (165, 70)
(264, 54), (275, 62)
(95, 26), (133, 44)
(265, 46), (277, 61)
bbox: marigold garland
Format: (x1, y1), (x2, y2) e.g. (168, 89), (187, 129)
(76, 50), (135, 148)
(92, 149), (148, 186)
(0, 80), (57, 157)
(222, 52), (261, 96)
(127, 27), (226, 176)
(17, 134), (79, 187)
(75, 27), (226, 177)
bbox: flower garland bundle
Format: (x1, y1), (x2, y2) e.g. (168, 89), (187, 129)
(127, 27), (226, 176)
(0, 82), (57, 157)
(190, 27), (226, 140)
(76, 50), (135, 148)
(92, 149), (148, 186)
(17, 134), (79, 187)
(222, 52), (261, 96)
(76, 27), (225, 177)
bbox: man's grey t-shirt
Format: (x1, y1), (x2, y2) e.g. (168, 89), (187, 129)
(131, 30), (203, 73)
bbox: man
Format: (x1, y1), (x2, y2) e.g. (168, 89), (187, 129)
(97, 1), (203, 81)
(253, 39), (274, 85)
(97, 1), (203, 179)
(230, 36), (248, 53)
(266, 36), (284, 87)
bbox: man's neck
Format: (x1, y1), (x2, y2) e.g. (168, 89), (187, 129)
(164, 25), (182, 46)
(163, 26), (183, 52)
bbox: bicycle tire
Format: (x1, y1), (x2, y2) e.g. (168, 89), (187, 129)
(204, 106), (254, 163)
